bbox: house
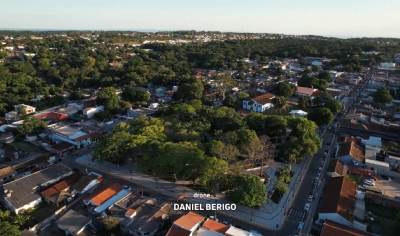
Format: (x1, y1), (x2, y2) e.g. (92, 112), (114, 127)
(2, 164), (72, 214)
(122, 203), (171, 236)
(14, 104), (36, 114)
(83, 106), (104, 119)
(364, 159), (392, 176)
(48, 125), (99, 149)
(201, 219), (229, 234)
(57, 105), (78, 115)
(327, 159), (348, 177)
(92, 188), (131, 215)
(5, 111), (18, 121)
(196, 227), (224, 236)
(225, 226), (253, 236)
(47, 141), (75, 157)
(318, 177), (357, 228)
(242, 93), (275, 113)
(320, 220), (372, 236)
(380, 63), (396, 69)
(289, 110), (307, 118)
(72, 174), (101, 195)
(56, 210), (92, 236)
(296, 86), (317, 98)
(336, 137), (365, 166)
(35, 112), (68, 122)
(40, 172), (84, 206)
(166, 212), (204, 236)
(83, 182), (124, 207)
(0, 166), (17, 183)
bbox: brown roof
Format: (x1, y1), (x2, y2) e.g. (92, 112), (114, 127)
(0, 166), (17, 179)
(297, 86), (316, 95)
(50, 141), (75, 151)
(84, 182), (123, 206)
(72, 174), (97, 192)
(320, 220), (371, 236)
(166, 224), (191, 236)
(35, 112), (68, 121)
(202, 219), (230, 234)
(337, 137), (364, 162)
(74, 133), (91, 142)
(88, 131), (102, 140)
(125, 208), (136, 216)
(327, 159), (347, 176)
(173, 211), (204, 230)
(347, 166), (376, 178)
(311, 90), (331, 98)
(319, 177), (356, 223)
(253, 93), (275, 105)
(40, 172), (84, 199)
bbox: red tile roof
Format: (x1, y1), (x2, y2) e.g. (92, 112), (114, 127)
(35, 112), (68, 121)
(166, 225), (191, 236)
(321, 220), (372, 236)
(319, 177), (356, 223)
(84, 182), (123, 206)
(297, 86), (317, 95)
(88, 131), (102, 140)
(202, 219), (230, 234)
(337, 137), (364, 162)
(173, 212), (204, 230)
(40, 172), (83, 198)
(253, 93), (275, 105)
(327, 159), (347, 176)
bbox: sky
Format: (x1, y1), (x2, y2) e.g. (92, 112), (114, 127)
(0, 0), (399, 38)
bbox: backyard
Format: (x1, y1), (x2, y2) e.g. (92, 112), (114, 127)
(346, 173), (364, 185)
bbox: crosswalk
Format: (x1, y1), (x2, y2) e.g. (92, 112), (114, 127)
(287, 208), (308, 221)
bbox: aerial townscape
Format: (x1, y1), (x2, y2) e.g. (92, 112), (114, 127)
(1, 1), (400, 236)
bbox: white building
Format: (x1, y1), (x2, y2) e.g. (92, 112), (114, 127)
(242, 93), (275, 113)
(48, 125), (99, 149)
(14, 104), (36, 114)
(380, 63), (396, 68)
(83, 106), (104, 119)
(57, 105), (78, 115)
(150, 103), (159, 109)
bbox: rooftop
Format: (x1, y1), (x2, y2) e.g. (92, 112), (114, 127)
(166, 224), (191, 236)
(84, 182), (123, 206)
(327, 159), (347, 176)
(337, 137), (365, 162)
(173, 211), (205, 230)
(40, 172), (83, 200)
(127, 203), (171, 232)
(0, 166), (17, 180)
(56, 210), (91, 234)
(54, 126), (83, 137)
(252, 93), (275, 105)
(49, 141), (75, 151)
(202, 219), (230, 234)
(319, 177), (357, 223)
(297, 86), (317, 95)
(3, 164), (72, 209)
(196, 227), (225, 236)
(320, 220), (372, 236)
(35, 112), (68, 121)
(72, 174), (97, 192)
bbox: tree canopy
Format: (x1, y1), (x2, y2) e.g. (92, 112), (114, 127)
(373, 87), (393, 104)
(307, 108), (334, 127)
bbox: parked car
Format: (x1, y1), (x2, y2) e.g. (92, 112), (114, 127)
(22, 172), (31, 177)
(304, 203), (311, 211)
(323, 152), (328, 157)
(320, 161), (325, 166)
(307, 195), (313, 203)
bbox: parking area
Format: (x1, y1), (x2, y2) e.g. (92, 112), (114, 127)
(373, 176), (400, 198)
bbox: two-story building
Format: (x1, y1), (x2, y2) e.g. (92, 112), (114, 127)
(48, 125), (101, 149)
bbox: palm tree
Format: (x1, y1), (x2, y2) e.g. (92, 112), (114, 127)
(14, 213), (30, 226)
(271, 96), (288, 115)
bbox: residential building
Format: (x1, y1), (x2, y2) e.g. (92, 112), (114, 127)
(40, 172), (84, 206)
(92, 188), (131, 215)
(196, 227), (224, 236)
(225, 226), (253, 236)
(242, 93), (275, 113)
(201, 219), (229, 234)
(72, 174), (101, 195)
(56, 210), (92, 236)
(83, 182), (124, 207)
(379, 63), (396, 68)
(296, 86), (317, 98)
(327, 159), (348, 177)
(57, 105), (78, 115)
(320, 220), (372, 236)
(2, 164), (73, 214)
(0, 166), (17, 183)
(121, 203), (171, 236)
(5, 111), (18, 121)
(166, 212), (205, 236)
(35, 112), (68, 122)
(318, 177), (357, 228)
(336, 137), (365, 166)
(83, 106), (104, 119)
(48, 125), (100, 149)
(47, 141), (75, 157)
(14, 104), (36, 114)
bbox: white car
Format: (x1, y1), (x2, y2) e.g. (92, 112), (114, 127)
(304, 203), (311, 211)
(307, 195), (313, 203)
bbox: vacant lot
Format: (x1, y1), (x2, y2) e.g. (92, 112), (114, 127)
(9, 141), (47, 154)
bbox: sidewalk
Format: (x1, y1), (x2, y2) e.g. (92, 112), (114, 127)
(76, 152), (311, 230)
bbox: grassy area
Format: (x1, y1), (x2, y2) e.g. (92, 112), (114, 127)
(263, 104), (314, 116)
(24, 204), (57, 228)
(346, 173), (364, 186)
(9, 141), (47, 154)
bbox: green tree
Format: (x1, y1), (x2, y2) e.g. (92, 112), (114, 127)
(317, 71), (332, 82)
(121, 86), (150, 103)
(0, 220), (20, 236)
(274, 181), (289, 194)
(277, 165), (292, 183)
(209, 141), (239, 163)
(17, 106), (27, 117)
(171, 103), (196, 122)
(173, 79), (204, 100)
(385, 141), (399, 152)
(13, 213), (30, 226)
(0, 210), (10, 220)
(373, 87), (393, 105)
(273, 82), (296, 98)
(69, 91), (85, 100)
(307, 108), (333, 127)
(221, 173), (267, 208)
(298, 96), (310, 110)
(18, 116), (48, 136)
(325, 99), (345, 113)
(102, 216), (119, 232)
(96, 87), (120, 113)
(271, 96), (288, 114)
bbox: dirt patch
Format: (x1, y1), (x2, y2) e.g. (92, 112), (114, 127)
(374, 177), (400, 198)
